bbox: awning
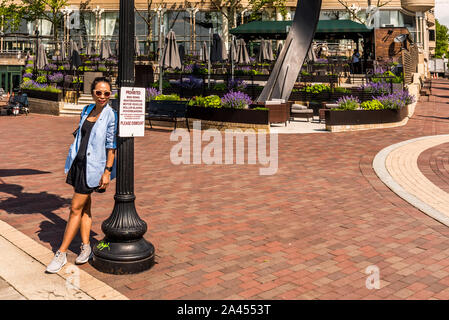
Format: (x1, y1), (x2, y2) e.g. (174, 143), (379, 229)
(230, 20), (372, 40)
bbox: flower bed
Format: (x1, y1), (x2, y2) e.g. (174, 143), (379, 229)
(324, 91), (415, 126)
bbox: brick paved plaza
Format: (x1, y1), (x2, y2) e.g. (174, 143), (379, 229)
(1, 80), (449, 299)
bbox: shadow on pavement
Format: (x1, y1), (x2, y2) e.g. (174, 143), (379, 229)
(415, 114), (449, 121)
(0, 172), (99, 254)
(0, 169), (51, 178)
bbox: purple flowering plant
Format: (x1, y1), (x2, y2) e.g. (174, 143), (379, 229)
(362, 81), (391, 96)
(221, 91), (252, 109)
(44, 63), (57, 71)
(335, 95), (361, 110)
(374, 90), (415, 110)
(146, 87), (160, 101)
(48, 72), (64, 83)
(174, 75), (203, 89)
(22, 72), (33, 79)
(227, 78), (247, 91)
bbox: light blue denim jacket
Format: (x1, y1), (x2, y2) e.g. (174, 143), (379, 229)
(65, 103), (117, 188)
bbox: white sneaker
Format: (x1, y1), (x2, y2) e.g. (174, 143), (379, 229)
(45, 251), (67, 273)
(75, 243), (92, 265)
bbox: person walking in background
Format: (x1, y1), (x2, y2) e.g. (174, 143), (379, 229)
(46, 77), (117, 274)
(351, 49), (361, 74)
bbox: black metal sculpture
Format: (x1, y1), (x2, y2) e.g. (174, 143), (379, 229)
(257, 0), (322, 102)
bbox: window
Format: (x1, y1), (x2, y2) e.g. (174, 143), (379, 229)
(429, 29), (435, 41)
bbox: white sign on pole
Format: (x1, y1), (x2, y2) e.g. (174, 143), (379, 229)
(119, 87), (146, 137)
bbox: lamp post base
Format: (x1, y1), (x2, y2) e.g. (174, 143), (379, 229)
(92, 238), (155, 275)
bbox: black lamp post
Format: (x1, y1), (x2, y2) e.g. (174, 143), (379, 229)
(34, 26), (39, 75)
(91, 0), (155, 274)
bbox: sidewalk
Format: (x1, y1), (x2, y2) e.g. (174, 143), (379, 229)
(1, 79), (449, 299)
(0, 220), (127, 300)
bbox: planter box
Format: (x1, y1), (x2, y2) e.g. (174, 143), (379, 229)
(187, 105), (269, 125)
(324, 105), (409, 126)
(22, 89), (62, 101)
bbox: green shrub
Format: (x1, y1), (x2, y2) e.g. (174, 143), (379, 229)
(36, 75), (47, 84)
(24, 68), (33, 73)
(252, 107), (268, 111)
(151, 81), (171, 89)
(361, 99), (384, 110)
(57, 66), (65, 71)
(334, 87), (351, 94)
(335, 96), (361, 110)
(188, 95), (222, 108)
(22, 77), (31, 83)
(212, 83), (227, 91)
(154, 94), (180, 101)
(301, 84), (330, 94)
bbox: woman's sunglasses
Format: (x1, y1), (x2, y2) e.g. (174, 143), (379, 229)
(94, 90), (111, 97)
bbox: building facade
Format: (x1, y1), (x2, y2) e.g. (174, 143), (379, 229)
(0, 0), (435, 75)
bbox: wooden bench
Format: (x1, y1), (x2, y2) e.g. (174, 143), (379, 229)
(146, 100), (190, 131)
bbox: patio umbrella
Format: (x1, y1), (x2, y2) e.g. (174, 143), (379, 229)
(161, 30), (181, 70)
(69, 39), (74, 57)
(78, 35), (84, 53)
(210, 33), (227, 63)
(200, 41), (209, 62)
(230, 37), (238, 62)
(70, 42), (82, 70)
(87, 40), (95, 56)
(266, 39), (274, 61)
(101, 40), (110, 59)
(106, 40), (113, 58)
(115, 40), (119, 56)
(277, 42), (283, 56)
(135, 36), (140, 56)
(306, 46), (316, 63)
(179, 44), (185, 62)
(61, 40), (66, 61)
(36, 43), (48, 70)
(258, 39), (267, 62)
(236, 38), (250, 64)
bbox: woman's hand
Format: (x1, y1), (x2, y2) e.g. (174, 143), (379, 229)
(99, 172), (111, 190)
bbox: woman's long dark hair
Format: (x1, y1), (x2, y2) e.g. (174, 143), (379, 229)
(91, 77), (112, 93)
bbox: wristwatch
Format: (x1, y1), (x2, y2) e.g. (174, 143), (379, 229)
(105, 166), (113, 172)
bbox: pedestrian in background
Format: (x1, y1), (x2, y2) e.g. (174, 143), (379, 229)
(46, 77), (117, 274)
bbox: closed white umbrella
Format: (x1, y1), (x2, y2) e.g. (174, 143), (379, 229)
(161, 30), (181, 70)
(36, 43), (48, 70)
(200, 41), (209, 62)
(135, 36), (141, 56)
(266, 40), (274, 61)
(236, 39), (250, 64)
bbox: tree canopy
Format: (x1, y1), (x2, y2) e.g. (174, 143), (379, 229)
(436, 19), (449, 58)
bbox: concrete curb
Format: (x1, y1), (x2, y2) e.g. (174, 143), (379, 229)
(373, 134), (449, 227)
(0, 219), (128, 300)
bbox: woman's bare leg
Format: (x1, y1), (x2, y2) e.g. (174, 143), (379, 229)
(80, 195), (92, 245)
(59, 192), (90, 252)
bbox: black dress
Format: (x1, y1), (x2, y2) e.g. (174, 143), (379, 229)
(66, 119), (97, 194)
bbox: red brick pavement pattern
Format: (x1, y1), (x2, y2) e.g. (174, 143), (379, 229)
(2, 80), (449, 300)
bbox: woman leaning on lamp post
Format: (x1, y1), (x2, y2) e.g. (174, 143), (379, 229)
(46, 77), (117, 274)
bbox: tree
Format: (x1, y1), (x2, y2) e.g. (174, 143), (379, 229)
(249, 0), (287, 21)
(435, 19), (449, 58)
(18, 0), (68, 42)
(337, 0), (391, 25)
(210, 0), (244, 29)
(0, 0), (26, 33)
